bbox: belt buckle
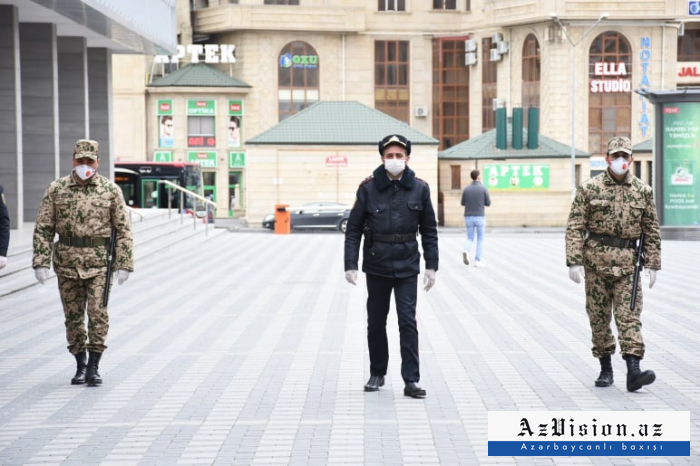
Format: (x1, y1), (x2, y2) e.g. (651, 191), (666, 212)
(393, 234), (401, 242)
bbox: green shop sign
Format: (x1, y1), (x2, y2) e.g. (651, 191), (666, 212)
(154, 151), (173, 162)
(661, 102), (700, 226)
(187, 151), (217, 168)
(157, 99), (173, 115)
(187, 99), (216, 116)
(483, 163), (550, 190)
(229, 152), (245, 168)
(228, 100), (243, 116)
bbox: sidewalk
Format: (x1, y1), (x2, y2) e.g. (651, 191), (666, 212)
(0, 230), (698, 464)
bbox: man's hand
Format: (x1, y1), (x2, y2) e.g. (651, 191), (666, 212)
(568, 265), (584, 284)
(345, 270), (358, 286)
(0, 256), (7, 270)
(423, 269), (436, 292)
(115, 269), (130, 285)
(34, 267), (50, 285)
(647, 269), (658, 289)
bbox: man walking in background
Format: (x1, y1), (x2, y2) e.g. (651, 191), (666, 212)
(461, 169), (491, 267)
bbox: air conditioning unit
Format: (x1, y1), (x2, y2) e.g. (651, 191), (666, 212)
(492, 98), (504, 111)
(465, 39), (477, 52)
(497, 41), (509, 54)
(465, 52), (477, 66)
(492, 32), (503, 43)
(414, 106), (428, 117)
(490, 49), (502, 62)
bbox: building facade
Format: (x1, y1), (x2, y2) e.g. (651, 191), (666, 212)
(112, 0), (700, 226)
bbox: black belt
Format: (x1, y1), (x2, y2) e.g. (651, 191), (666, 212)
(373, 233), (416, 243)
(58, 236), (110, 247)
(587, 233), (637, 249)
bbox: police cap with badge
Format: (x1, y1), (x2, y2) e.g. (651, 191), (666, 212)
(378, 134), (411, 156)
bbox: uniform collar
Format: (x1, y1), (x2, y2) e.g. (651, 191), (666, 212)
(372, 164), (416, 191)
(603, 168), (632, 186)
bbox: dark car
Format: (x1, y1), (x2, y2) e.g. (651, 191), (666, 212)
(262, 202), (351, 233)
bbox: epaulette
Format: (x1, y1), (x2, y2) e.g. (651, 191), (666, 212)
(359, 175), (374, 186)
(415, 176), (429, 187)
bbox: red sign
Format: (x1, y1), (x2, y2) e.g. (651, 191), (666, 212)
(195, 101), (208, 107)
(664, 107), (680, 114)
(230, 103), (241, 112)
(326, 155), (347, 167)
(188, 136), (216, 147)
(159, 102), (171, 112)
(678, 66), (700, 77)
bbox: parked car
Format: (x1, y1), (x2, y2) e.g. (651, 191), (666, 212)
(262, 202), (351, 233)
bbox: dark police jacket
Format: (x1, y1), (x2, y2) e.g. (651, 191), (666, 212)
(344, 165), (439, 278)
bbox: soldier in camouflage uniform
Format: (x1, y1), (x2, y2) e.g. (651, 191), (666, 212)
(32, 139), (134, 387)
(565, 136), (661, 392)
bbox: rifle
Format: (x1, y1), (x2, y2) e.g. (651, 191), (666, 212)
(630, 232), (645, 311)
(102, 228), (117, 307)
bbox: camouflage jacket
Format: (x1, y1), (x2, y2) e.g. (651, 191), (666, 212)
(33, 172), (134, 279)
(565, 169), (661, 277)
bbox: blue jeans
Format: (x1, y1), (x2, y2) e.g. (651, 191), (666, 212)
(464, 216), (486, 261)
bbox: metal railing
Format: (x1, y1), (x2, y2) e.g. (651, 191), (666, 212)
(125, 206), (145, 223)
(158, 180), (218, 236)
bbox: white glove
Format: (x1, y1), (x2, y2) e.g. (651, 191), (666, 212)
(647, 269), (658, 289)
(568, 265), (584, 284)
(0, 256), (7, 269)
(423, 269), (436, 292)
(34, 267), (50, 285)
(345, 270), (358, 286)
(115, 269), (130, 285)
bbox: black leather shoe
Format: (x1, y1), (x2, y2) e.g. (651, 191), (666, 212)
(403, 382), (426, 398)
(71, 352), (87, 385)
(364, 375), (385, 391)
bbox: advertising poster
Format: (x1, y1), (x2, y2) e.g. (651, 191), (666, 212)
(483, 163), (550, 191)
(228, 100), (243, 148)
(158, 99), (174, 148)
(661, 102), (700, 226)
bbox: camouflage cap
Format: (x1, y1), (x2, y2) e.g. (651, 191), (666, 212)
(74, 139), (99, 160)
(606, 136), (632, 156)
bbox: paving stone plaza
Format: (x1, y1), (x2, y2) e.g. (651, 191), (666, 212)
(1, 228), (699, 465)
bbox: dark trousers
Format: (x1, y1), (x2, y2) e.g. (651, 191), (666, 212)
(366, 273), (419, 383)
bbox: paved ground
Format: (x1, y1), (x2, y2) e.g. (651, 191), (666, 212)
(0, 228), (698, 465)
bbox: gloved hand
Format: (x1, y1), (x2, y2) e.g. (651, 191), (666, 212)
(423, 269), (436, 292)
(0, 256), (7, 270)
(568, 265), (584, 284)
(345, 270), (358, 286)
(115, 269), (130, 285)
(647, 269), (658, 289)
(34, 267), (50, 285)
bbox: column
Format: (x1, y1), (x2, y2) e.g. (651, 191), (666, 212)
(88, 48), (113, 177)
(58, 37), (88, 176)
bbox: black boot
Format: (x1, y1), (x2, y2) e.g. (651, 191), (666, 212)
(71, 352), (87, 385)
(594, 355), (614, 387)
(624, 355), (655, 392)
(86, 351), (103, 387)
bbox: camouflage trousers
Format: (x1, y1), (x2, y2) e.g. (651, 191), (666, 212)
(584, 269), (644, 359)
(57, 274), (111, 355)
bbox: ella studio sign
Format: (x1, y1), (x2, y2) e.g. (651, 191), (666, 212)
(589, 62), (631, 93)
(155, 44), (236, 64)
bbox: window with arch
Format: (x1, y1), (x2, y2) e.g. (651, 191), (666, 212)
(481, 37), (497, 131)
(521, 33), (540, 127)
(278, 41), (319, 122)
(588, 31), (632, 156)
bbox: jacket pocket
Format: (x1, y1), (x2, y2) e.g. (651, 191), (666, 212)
(408, 201), (423, 211)
(367, 203), (386, 215)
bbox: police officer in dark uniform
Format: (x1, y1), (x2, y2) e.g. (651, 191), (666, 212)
(0, 184), (10, 270)
(344, 134), (439, 398)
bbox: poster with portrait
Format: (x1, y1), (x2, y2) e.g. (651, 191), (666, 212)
(158, 99), (174, 148)
(228, 100), (243, 148)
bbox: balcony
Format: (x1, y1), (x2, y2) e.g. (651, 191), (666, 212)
(194, 4), (365, 34)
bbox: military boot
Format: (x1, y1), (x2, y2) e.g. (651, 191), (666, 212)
(86, 351), (103, 387)
(624, 355), (655, 392)
(594, 355), (614, 387)
(71, 351), (87, 385)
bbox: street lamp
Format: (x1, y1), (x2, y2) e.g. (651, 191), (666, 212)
(550, 12), (609, 198)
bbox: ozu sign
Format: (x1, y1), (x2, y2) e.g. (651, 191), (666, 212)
(279, 53), (319, 69)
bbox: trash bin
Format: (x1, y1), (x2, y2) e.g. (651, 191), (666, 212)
(274, 204), (291, 234)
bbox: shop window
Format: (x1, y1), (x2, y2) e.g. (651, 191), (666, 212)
(432, 37), (469, 150)
(451, 165), (461, 190)
(375, 40), (410, 122)
(188, 116), (215, 148)
(481, 37), (497, 131)
(678, 27), (700, 61)
(433, 0), (456, 9)
(588, 31), (632, 156)
(378, 0), (405, 11)
(278, 41), (319, 121)
(521, 34), (540, 127)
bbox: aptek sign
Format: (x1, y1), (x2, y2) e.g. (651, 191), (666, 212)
(154, 44), (236, 64)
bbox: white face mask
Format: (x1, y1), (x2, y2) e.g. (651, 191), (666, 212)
(75, 164), (96, 181)
(384, 159), (405, 177)
(609, 156), (630, 176)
